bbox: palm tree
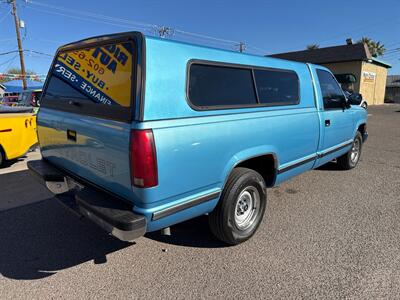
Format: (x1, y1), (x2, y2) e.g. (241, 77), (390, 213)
(357, 37), (386, 57)
(306, 44), (320, 50)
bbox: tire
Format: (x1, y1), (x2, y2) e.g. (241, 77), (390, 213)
(337, 132), (363, 170)
(209, 167), (267, 245)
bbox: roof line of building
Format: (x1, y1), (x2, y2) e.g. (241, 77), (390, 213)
(370, 57), (392, 68)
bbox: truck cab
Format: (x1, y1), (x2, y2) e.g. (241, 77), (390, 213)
(28, 32), (367, 245)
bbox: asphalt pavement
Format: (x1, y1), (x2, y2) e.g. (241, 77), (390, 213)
(0, 104), (399, 299)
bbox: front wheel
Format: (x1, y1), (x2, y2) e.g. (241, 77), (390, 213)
(337, 132), (363, 170)
(209, 168), (267, 245)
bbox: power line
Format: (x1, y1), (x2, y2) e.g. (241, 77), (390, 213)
(0, 54), (18, 72)
(382, 53), (400, 60)
(0, 37), (14, 42)
(25, 6), (142, 30)
(28, 0), (155, 29)
(25, 0), (261, 53)
(0, 54), (18, 67)
(0, 49), (52, 56)
(0, 49), (20, 56)
(174, 29), (238, 45)
(19, 0), (400, 62)
(384, 48), (400, 54)
(246, 44), (272, 55)
(0, 72), (47, 75)
(0, 7), (11, 23)
(27, 49), (52, 57)
(385, 41), (400, 48)
(384, 52), (400, 56)
(27, 37), (63, 44)
(26, 2), (240, 46)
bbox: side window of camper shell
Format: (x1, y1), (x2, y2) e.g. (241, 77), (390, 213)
(188, 61), (300, 110)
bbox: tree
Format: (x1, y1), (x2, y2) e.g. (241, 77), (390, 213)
(357, 37), (386, 57)
(0, 68), (39, 83)
(306, 44), (320, 50)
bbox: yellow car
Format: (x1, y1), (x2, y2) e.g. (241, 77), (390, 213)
(0, 110), (38, 166)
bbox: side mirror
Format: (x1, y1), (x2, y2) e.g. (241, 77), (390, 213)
(325, 97), (348, 110)
(348, 93), (362, 105)
(340, 97), (350, 109)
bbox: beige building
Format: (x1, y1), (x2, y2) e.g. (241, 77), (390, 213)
(270, 41), (391, 105)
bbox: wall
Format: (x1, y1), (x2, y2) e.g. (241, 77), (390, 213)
(359, 62), (388, 105)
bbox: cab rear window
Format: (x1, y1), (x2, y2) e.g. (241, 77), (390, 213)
(42, 41), (135, 121)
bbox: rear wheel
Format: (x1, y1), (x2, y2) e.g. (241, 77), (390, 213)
(337, 132), (363, 170)
(209, 167), (267, 245)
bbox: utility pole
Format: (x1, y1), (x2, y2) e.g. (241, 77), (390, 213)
(239, 42), (246, 53)
(155, 26), (174, 39)
(9, 0), (27, 90)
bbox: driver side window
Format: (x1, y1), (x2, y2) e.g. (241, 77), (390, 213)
(317, 69), (346, 110)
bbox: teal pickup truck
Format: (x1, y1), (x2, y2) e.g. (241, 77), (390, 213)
(28, 32), (367, 245)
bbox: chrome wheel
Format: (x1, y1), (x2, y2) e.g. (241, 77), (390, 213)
(234, 186), (260, 230)
(350, 138), (360, 164)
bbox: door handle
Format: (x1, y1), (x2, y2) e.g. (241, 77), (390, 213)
(325, 120), (331, 127)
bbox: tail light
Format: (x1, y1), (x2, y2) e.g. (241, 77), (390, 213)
(130, 129), (158, 188)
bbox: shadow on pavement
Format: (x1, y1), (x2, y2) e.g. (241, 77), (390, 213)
(0, 157), (25, 169)
(315, 161), (344, 171)
(0, 170), (132, 280)
(146, 216), (227, 248)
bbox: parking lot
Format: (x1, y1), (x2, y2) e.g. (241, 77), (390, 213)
(0, 104), (399, 299)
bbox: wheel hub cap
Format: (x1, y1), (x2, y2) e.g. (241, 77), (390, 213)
(350, 139), (360, 163)
(234, 186), (260, 230)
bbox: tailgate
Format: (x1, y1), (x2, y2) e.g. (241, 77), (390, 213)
(37, 32), (144, 201)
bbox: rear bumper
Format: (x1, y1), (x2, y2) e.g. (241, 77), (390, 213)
(27, 159), (147, 241)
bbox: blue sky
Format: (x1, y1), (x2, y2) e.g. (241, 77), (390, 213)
(0, 0), (399, 77)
